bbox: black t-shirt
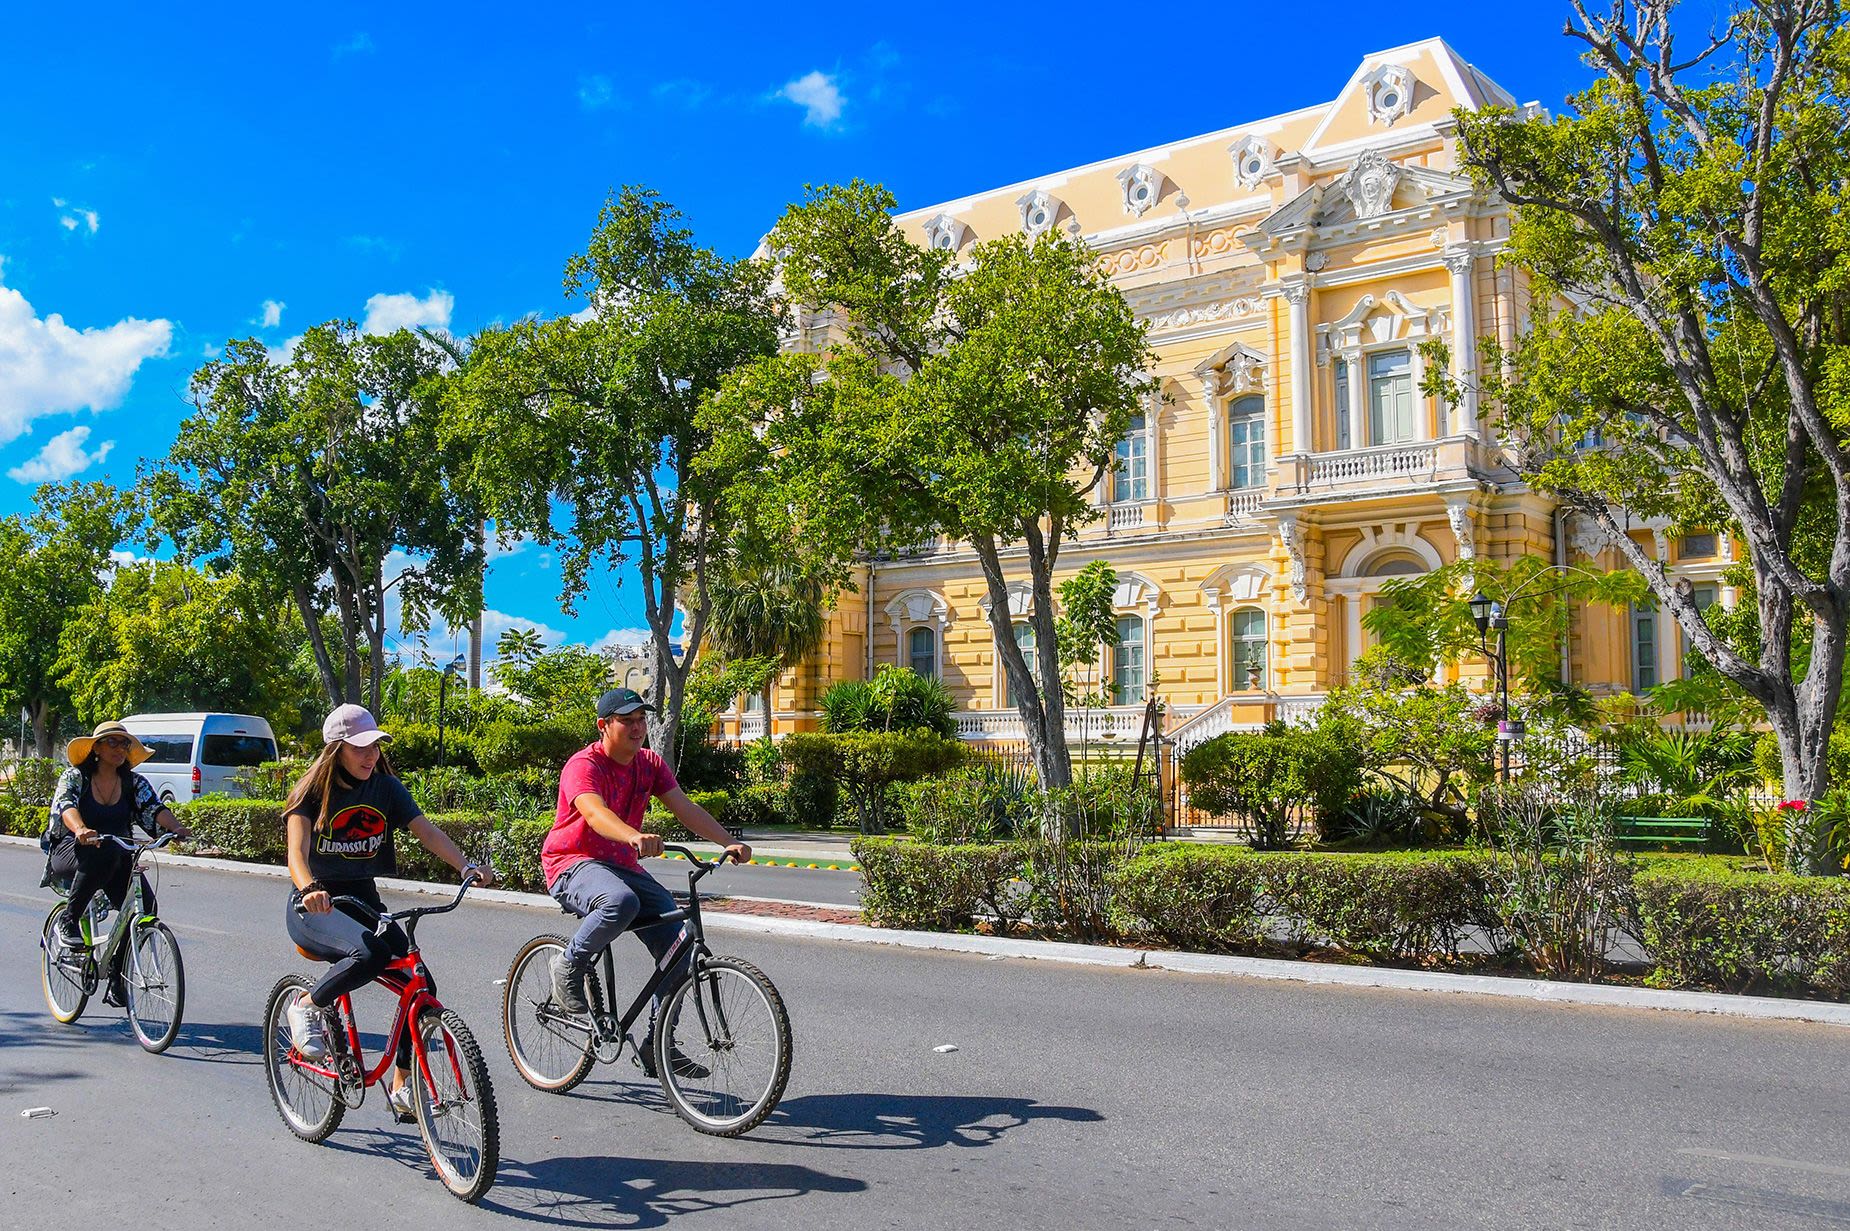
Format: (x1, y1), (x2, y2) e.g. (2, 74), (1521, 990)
(291, 771), (421, 894)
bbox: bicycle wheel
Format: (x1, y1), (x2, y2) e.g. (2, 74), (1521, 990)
(411, 1008), (499, 1204)
(501, 934), (595, 1093)
(125, 921), (185, 1053)
(263, 975), (344, 1143)
(39, 909), (88, 1024)
(654, 955), (791, 1137)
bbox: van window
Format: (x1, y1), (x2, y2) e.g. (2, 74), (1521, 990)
(137, 736), (195, 765)
(201, 735), (277, 767)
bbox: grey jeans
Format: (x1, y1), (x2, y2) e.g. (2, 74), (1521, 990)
(551, 859), (690, 1027)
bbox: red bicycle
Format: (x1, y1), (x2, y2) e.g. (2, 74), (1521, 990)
(261, 876), (498, 1203)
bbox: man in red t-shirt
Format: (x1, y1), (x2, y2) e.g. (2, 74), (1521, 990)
(543, 688), (749, 1075)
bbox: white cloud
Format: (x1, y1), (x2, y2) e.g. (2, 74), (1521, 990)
(777, 70), (844, 128)
(361, 289), (453, 336)
(0, 259), (172, 444)
(7, 425), (115, 483)
(52, 198), (100, 234)
(593, 628), (654, 655)
(258, 299), (284, 328)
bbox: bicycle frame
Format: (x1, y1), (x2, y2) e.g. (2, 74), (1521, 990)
(54, 833), (172, 989)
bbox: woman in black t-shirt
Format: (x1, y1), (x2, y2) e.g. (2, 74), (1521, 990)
(282, 704), (494, 1120)
(46, 721), (194, 957)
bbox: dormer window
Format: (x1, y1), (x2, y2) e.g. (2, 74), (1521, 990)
(1116, 164), (1161, 217)
(1229, 136), (1275, 190)
(923, 213), (968, 254)
(1017, 189), (1061, 238)
(1361, 64), (1416, 127)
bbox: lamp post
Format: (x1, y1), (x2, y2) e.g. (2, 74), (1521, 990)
(1469, 592), (1519, 783)
(437, 653), (467, 767)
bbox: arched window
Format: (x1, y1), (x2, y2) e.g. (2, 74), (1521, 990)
(1228, 396), (1265, 490)
(1112, 614), (1145, 706)
(1230, 607), (1267, 692)
(1004, 621), (1037, 706)
(907, 625), (938, 679)
(1113, 412), (1148, 503)
(1362, 550), (1426, 578)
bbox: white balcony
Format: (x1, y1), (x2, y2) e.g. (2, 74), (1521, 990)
(1222, 489), (1265, 527)
(739, 712), (766, 740)
(953, 704), (1195, 744)
(1296, 442), (1439, 491)
(1106, 502), (1150, 532)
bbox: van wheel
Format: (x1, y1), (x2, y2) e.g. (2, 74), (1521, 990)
(160, 791), (175, 804)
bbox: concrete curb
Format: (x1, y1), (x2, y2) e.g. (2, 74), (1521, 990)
(8, 834), (1848, 1027)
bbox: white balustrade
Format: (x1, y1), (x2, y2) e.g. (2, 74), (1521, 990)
(1223, 491), (1265, 526)
(739, 713), (766, 740)
(1299, 443), (1439, 491)
(1107, 503), (1147, 531)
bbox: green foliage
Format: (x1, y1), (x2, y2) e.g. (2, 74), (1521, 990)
(385, 722), (479, 773)
(741, 737), (783, 786)
(1616, 728), (1758, 817)
(898, 765), (1038, 845)
(673, 734), (745, 793)
(1054, 561), (1119, 707)
(1321, 785), (1427, 846)
(727, 783), (790, 828)
(175, 797), (290, 864)
(0, 796), (42, 839)
(230, 758), (312, 800)
(472, 718), (588, 776)
(704, 554), (829, 715)
(0, 758), (63, 808)
(1108, 845), (1271, 952)
(818, 665), (957, 736)
(852, 836), (1025, 935)
(0, 482), (140, 754)
(1754, 728), (1850, 794)
(1020, 839), (1136, 942)
(1180, 726), (1363, 850)
(786, 768), (839, 829)
(1477, 785), (1635, 981)
(1635, 860), (1850, 996)
(644, 790), (732, 841)
(492, 645), (610, 722)
(487, 812), (557, 894)
(781, 730), (965, 832)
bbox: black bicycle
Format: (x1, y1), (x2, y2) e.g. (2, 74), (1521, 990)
(39, 832), (185, 1053)
(501, 844), (791, 1136)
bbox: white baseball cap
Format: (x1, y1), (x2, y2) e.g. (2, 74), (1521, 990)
(322, 704), (392, 748)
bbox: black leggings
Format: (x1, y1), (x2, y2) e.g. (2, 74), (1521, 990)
(284, 894), (412, 1067)
(48, 839), (156, 920)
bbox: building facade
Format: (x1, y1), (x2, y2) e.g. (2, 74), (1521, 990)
(721, 38), (1735, 748)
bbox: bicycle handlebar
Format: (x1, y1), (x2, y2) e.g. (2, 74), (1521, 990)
(292, 869), (484, 938)
(95, 831), (176, 858)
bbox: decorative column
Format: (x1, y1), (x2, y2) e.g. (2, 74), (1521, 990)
(1444, 247), (1480, 437)
(1345, 348), (1367, 450)
(1200, 370), (1222, 491)
(1285, 283), (1312, 455)
(1145, 386), (1163, 517)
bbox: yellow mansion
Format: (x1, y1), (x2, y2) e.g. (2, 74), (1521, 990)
(721, 38), (1734, 750)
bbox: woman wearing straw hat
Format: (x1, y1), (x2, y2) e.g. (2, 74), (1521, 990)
(46, 720), (194, 952)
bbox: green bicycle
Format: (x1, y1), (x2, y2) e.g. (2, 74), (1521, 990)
(39, 831), (186, 1053)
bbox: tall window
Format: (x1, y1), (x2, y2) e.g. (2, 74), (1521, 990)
(907, 626), (938, 679)
(1367, 350), (1415, 444)
(1334, 359), (1351, 452)
(1004, 621), (1037, 706)
(744, 691), (765, 712)
(1230, 608), (1267, 691)
(1680, 584), (1719, 679)
(1113, 412), (1148, 503)
(1631, 602), (1658, 692)
(1228, 396), (1266, 490)
(1112, 615), (1145, 706)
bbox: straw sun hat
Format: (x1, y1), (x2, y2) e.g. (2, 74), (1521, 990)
(65, 721), (153, 768)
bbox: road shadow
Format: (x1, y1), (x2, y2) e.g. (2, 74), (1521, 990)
(168, 1020), (266, 1065)
(757, 1092), (1105, 1151)
(487, 1154), (866, 1228)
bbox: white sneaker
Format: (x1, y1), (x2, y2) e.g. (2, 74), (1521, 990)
(286, 992), (328, 1061)
(388, 1081), (418, 1122)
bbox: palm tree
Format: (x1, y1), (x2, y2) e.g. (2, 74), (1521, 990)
(705, 561), (828, 730)
(496, 626), (546, 669)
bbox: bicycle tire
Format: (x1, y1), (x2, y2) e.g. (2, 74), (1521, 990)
(411, 1008), (500, 1204)
(125, 921), (185, 1053)
(654, 955), (792, 1137)
(263, 974), (344, 1143)
(501, 934), (596, 1093)
(39, 909), (88, 1024)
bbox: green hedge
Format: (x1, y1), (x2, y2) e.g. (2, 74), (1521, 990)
(0, 797), (45, 840)
(851, 837), (1023, 935)
(644, 790), (732, 841)
(1634, 860), (1850, 996)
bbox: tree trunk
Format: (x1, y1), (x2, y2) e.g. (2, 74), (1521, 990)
(971, 536), (1072, 813)
(30, 700), (54, 759)
(1770, 694), (1839, 876)
(293, 584), (342, 708)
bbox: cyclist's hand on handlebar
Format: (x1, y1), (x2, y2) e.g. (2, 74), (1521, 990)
(464, 862), (497, 889)
(74, 827), (101, 846)
(631, 832), (664, 859)
(723, 842), (751, 865)
(302, 889), (332, 915)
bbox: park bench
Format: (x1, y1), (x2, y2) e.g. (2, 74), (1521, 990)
(1615, 815), (1709, 849)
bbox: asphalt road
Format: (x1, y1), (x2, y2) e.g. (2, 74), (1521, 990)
(639, 855), (863, 908)
(5, 844), (1850, 1230)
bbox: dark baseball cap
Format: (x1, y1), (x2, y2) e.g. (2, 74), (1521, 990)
(596, 688), (655, 719)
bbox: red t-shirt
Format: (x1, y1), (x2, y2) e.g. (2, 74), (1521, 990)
(541, 742), (680, 887)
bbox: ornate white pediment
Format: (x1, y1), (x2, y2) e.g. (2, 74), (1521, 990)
(978, 581), (1036, 619)
(1200, 563), (1273, 611)
(1343, 148), (1402, 219)
(1361, 64), (1417, 127)
(1017, 190), (1062, 238)
(923, 214), (968, 254)
(885, 588), (950, 628)
(1112, 572), (1166, 615)
(1193, 340), (1269, 395)
(1229, 136), (1276, 191)
(1327, 291), (1440, 351)
(1116, 164), (1164, 217)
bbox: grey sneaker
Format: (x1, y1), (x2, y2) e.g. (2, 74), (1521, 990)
(550, 954), (589, 1015)
(637, 1036), (711, 1080)
(55, 907), (84, 948)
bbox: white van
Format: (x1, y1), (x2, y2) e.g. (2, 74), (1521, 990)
(118, 713), (280, 803)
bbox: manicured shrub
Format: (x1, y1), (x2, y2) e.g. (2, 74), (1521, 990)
(644, 790), (732, 841)
(176, 797), (290, 863)
(1, 758), (63, 807)
(474, 718), (588, 776)
(1021, 839), (1137, 942)
(395, 811), (503, 882)
(728, 783), (791, 828)
(787, 768), (840, 828)
(742, 738), (784, 787)
(1634, 859), (1850, 995)
(852, 836), (1024, 935)
(1181, 726), (1363, 849)
(674, 729), (745, 793)
(1263, 850), (1499, 963)
(898, 766), (1036, 845)
(782, 731), (965, 832)
(819, 666), (956, 737)
(489, 812), (557, 894)
(232, 758), (312, 800)
(1110, 845), (1270, 952)
(0, 796), (45, 840)
(386, 722), (480, 773)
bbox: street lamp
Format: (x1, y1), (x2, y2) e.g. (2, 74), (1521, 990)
(1468, 592), (1520, 783)
(437, 653), (467, 767)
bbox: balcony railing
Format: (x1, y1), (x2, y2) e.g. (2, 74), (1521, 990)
(953, 704), (1195, 744)
(1106, 502), (1150, 532)
(739, 712), (766, 740)
(1223, 490), (1265, 527)
(1293, 442), (1439, 492)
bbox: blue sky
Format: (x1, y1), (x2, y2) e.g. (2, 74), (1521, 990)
(0, 2), (1603, 664)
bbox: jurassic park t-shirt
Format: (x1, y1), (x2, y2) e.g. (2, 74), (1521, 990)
(292, 771), (421, 890)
